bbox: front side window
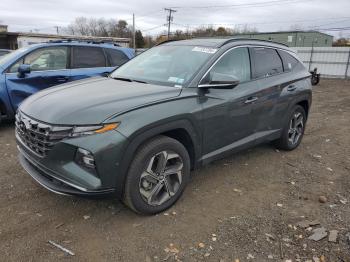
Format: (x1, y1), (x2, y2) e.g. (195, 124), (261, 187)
(8, 58), (24, 73)
(209, 47), (251, 82)
(24, 46), (68, 71)
(110, 45), (216, 87)
(1, 45), (31, 71)
(72, 46), (106, 68)
(252, 48), (283, 78)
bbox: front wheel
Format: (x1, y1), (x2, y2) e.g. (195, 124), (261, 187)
(123, 136), (190, 215)
(274, 105), (307, 151)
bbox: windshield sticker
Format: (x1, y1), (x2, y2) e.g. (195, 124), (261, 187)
(192, 46), (218, 54)
(168, 77), (184, 84)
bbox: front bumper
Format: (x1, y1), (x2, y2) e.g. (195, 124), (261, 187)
(16, 127), (129, 197)
(18, 146), (115, 196)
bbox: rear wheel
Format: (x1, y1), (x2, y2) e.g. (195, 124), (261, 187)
(274, 105), (306, 151)
(123, 136), (190, 215)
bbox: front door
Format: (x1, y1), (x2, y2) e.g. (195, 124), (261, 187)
(5, 46), (70, 111)
(200, 47), (261, 162)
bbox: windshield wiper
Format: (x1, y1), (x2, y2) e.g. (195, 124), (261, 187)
(133, 79), (148, 84)
(113, 77), (133, 82)
(112, 77), (148, 84)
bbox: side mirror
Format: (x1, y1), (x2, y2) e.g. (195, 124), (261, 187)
(199, 72), (240, 89)
(102, 72), (110, 77)
(17, 64), (31, 78)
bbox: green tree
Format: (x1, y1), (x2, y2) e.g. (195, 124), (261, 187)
(135, 30), (145, 48)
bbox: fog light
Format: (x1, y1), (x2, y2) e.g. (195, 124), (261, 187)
(75, 148), (95, 169)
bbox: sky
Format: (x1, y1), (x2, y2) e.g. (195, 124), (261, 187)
(1, 0), (350, 38)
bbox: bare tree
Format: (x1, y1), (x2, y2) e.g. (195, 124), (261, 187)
(64, 17), (131, 38)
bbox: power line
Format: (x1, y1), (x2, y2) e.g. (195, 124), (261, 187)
(171, 17), (350, 29)
(310, 18), (350, 29)
(169, 0), (311, 9)
(141, 24), (165, 32)
(124, 9), (163, 22)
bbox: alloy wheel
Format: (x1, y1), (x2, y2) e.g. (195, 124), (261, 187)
(288, 112), (304, 145)
(139, 150), (183, 206)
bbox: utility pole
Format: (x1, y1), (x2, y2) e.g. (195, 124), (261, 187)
(132, 13), (136, 50)
(55, 26), (59, 35)
(164, 8), (177, 39)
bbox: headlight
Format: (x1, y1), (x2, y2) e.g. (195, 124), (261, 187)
(71, 123), (119, 137)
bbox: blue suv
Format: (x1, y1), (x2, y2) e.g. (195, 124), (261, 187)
(0, 41), (134, 123)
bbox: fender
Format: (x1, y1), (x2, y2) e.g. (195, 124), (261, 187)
(114, 119), (201, 199)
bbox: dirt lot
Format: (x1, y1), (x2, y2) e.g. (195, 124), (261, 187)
(0, 79), (349, 262)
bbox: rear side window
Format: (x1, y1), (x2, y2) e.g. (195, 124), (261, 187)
(105, 48), (129, 67)
(72, 47), (106, 68)
(278, 50), (299, 72)
(252, 48), (283, 78)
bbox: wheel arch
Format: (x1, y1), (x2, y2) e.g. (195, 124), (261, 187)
(288, 91), (311, 120)
(114, 119), (201, 199)
(296, 99), (310, 119)
(0, 98), (7, 116)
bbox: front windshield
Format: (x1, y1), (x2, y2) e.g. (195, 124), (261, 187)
(0, 46), (30, 67)
(110, 45), (217, 87)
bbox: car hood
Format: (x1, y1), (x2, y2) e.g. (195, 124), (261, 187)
(20, 77), (182, 125)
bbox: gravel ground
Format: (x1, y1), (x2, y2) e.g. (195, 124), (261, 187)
(0, 79), (349, 262)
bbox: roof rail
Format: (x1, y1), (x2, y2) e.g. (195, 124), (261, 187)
(218, 37), (289, 48)
(47, 39), (121, 46)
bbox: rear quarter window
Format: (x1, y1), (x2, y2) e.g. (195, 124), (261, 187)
(105, 48), (130, 67)
(278, 50), (299, 72)
(72, 46), (106, 68)
(251, 47), (283, 78)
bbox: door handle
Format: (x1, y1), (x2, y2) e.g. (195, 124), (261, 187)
(244, 96), (258, 104)
(287, 85), (296, 91)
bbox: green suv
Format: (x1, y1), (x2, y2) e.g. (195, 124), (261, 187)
(16, 38), (312, 214)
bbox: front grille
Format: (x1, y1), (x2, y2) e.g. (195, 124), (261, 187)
(15, 112), (73, 157)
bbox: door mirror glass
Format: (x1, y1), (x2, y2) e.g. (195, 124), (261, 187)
(211, 72), (239, 85)
(17, 64), (31, 78)
(199, 72), (239, 89)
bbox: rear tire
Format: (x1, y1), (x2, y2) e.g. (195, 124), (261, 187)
(123, 135), (190, 215)
(274, 105), (306, 151)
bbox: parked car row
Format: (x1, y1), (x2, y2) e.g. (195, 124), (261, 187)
(0, 41), (134, 123)
(15, 38), (312, 214)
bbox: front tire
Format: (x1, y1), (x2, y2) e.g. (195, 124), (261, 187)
(274, 105), (306, 151)
(123, 136), (190, 215)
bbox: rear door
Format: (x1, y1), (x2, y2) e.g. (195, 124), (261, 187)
(249, 47), (287, 141)
(5, 46), (70, 110)
(70, 46), (113, 81)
